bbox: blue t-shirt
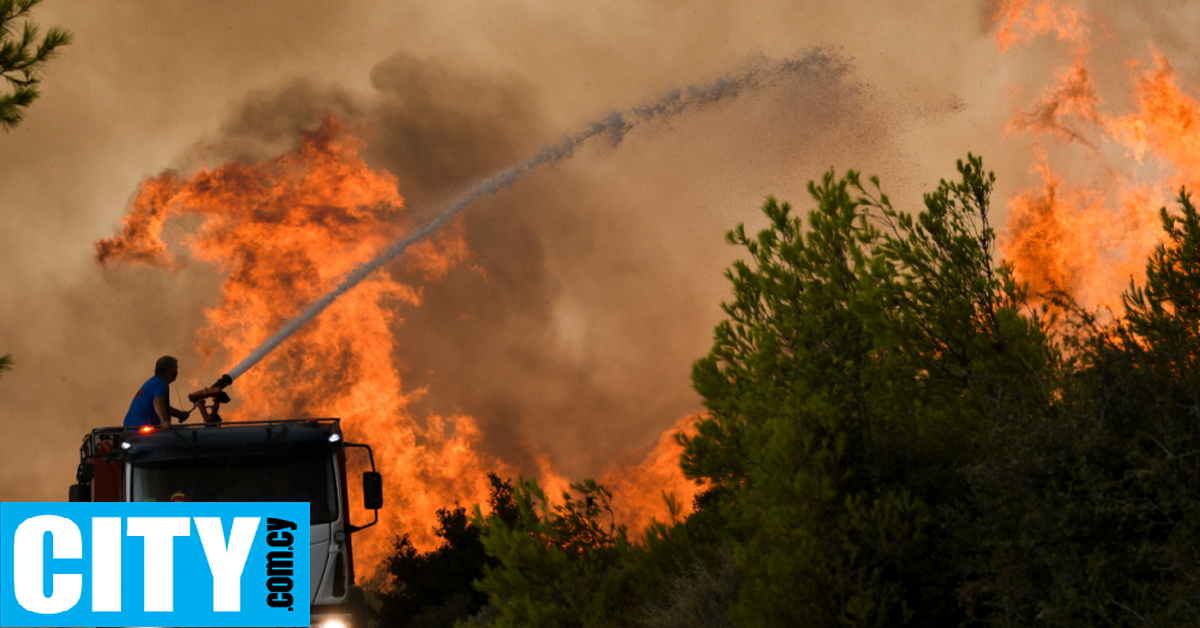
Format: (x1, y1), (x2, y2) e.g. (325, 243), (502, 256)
(124, 375), (170, 427)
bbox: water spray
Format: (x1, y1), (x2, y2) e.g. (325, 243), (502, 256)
(221, 51), (842, 384)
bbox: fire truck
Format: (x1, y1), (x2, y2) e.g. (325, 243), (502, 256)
(68, 409), (382, 628)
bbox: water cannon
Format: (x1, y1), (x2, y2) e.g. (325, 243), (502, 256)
(188, 373), (233, 423)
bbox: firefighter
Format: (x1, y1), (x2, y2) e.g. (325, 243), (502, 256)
(123, 355), (192, 428)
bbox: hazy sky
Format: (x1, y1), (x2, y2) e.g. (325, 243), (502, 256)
(1, 0), (1194, 503)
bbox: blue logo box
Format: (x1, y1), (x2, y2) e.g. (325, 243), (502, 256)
(0, 502), (309, 627)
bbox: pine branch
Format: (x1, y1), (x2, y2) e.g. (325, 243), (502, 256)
(0, 0), (71, 130)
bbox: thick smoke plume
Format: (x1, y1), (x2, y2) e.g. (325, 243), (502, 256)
(90, 50), (876, 570)
(1, 0), (1064, 563)
(218, 52), (852, 383)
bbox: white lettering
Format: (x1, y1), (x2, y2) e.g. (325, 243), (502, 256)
(91, 517), (122, 612)
(13, 515), (82, 614)
(126, 517), (190, 612)
(194, 517), (260, 612)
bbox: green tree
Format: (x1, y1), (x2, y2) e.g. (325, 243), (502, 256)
(680, 156), (1056, 627)
(1, 0), (71, 130)
(464, 159), (1200, 626)
(628, 493), (742, 628)
(962, 191), (1200, 627)
(377, 473), (519, 628)
(0, 0), (70, 377)
(471, 478), (634, 628)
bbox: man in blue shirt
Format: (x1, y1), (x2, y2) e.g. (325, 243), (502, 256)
(124, 356), (192, 428)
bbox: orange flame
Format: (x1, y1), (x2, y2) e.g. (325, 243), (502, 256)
(95, 173), (185, 269)
(531, 415), (700, 535)
(995, 1), (1200, 313)
(97, 116), (506, 571)
(992, 0), (1087, 54)
(1005, 55), (1101, 146)
(97, 115), (698, 574)
(601, 415), (702, 531)
(1109, 51), (1200, 184)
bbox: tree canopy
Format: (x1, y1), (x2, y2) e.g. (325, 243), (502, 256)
(376, 155), (1200, 627)
(0, 0), (71, 130)
(375, 473), (519, 628)
(0, 0), (70, 379)
(677, 155), (1056, 627)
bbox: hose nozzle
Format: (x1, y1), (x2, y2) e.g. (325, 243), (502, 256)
(187, 373), (234, 424)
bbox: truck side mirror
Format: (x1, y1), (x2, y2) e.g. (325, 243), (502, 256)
(363, 472), (383, 510)
(77, 461), (94, 483)
(68, 483), (90, 502)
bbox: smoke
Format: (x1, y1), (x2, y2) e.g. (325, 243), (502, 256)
(0, 0), (1077, 508)
(364, 51), (884, 476)
(224, 52), (854, 384)
(88, 47), (885, 489)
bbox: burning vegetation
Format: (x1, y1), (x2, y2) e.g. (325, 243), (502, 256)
(95, 115), (699, 572)
(88, 1), (1200, 624)
(997, 0), (1200, 313)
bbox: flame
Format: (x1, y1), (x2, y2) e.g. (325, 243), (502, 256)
(531, 416), (700, 534)
(1109, 51), (1200, 183)
(992, 0), (1087, 54)
(97, 115), (698, 573)
(995, 1), (1200, 313)
(1005, 54), (1101, 146)
(95, 173), (185, 269)
(97, 116), (506, 570)
(600, 415), (702, 531)
(1000, 159), (1161, 311)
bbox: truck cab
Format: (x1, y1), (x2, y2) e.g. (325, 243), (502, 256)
(70, 419), (381, 628)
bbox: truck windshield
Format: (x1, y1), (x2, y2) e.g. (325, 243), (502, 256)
(131, 453), (339, 524)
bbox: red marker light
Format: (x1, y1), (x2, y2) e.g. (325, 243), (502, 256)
(140, 426), (153, 433)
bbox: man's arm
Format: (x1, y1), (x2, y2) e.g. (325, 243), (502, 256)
(155, 397), (191, 422)
(153, 396), (171, 425)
